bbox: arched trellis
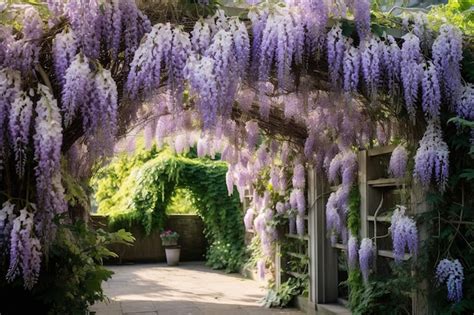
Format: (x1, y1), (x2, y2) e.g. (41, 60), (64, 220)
(97, 150), (246, 272)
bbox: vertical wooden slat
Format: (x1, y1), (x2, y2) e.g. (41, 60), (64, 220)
(308, 166), (338, 305)
(358, 149), (369, 239)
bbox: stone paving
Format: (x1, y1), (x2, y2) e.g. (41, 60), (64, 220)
(89, 262), (304, 315)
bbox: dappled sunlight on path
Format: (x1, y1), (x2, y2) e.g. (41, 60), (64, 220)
(89, 262), (304, 315)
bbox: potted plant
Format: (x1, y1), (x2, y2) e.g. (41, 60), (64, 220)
(160, 230), (180, 266)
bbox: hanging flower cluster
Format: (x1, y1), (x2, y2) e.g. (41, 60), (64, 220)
(414, 121), (449, 191)
(254, 6), (304, 90)
(348, 235), (358, 270)
(388, 144), (408, 179)
(358, 238), (374, 283)
(62, 54), (118, 155)
(400, 33), (423, 119)
(390, 205), (418, 262)
(432, 24), (463, 108)
(33, 85), (67, 244)
(436, 259), (464, 303)
(6, 208), (42, 290)
(6, 7), (43, 75)
(65, 0), (150, 61)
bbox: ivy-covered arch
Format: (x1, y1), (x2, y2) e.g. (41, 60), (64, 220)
(93, 149), (245, 272)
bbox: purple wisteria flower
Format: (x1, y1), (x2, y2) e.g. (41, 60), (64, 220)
(348, 235), (358, 269)
(352, 0), (371, 41)
(327, 23), (346, 89)
(422, 62), (441, 120)
(432, 24), (463, 108)
(9, 90), (33, 177)
(0, 69), (21, 167)
(359, 238), (374, 282)
(414, 120), (449, 191)
(388, 144), (408, 179)
(343, 46), (360, 93)
(457, 84), (474, 120)
(34, 85), (66, 239)
(401, 33), (423, 120)
(191, 20), (211, 55)
(245, 121), (259, 149)
(257, 7), (304, 89)
(6, 208), (42, 289)
(436, 259), (464, 303)
(328, 151), (357, 186)
(0, 201), (15, 248)
(292, 163), (305, 189)
(390, 205), (418, 262)
(382, 35), (401, 94)
(361, 37), (382, 97)
(244, 208), (255, 231)
(52, 29), (78, 86)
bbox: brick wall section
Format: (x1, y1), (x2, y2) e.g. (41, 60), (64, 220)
(90, 215), (207, 263)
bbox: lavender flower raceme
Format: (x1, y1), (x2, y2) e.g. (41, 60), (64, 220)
(432, 24), (463, 108)
(62, 54), (92, 126)
(401, 33), (423, 120)
(191, 20), (211, 55)
(275, 202), (285, 215)
(382, 35), (401, 94)
(390, 205), (418, 262)
(245, 121), (259, 149)
(327, 23), (345, 89)
(414, 120), (449, 191)
(422, 62), (441, 120)
(9, 90), (33, 177)
(328, 151), (357, 186)
(257, 7), (304, 89)
(34, 85), (66, 238)
(127, 23), (173, 98)
(348, 235), (358, 269)
(9, 7), (43, 74)
(361, 37), (382, 97)
(292, 163), (305, 189)
(6, 208), (42, 289)
(436, 259), (464, 303)
(0, 69), (21, 166)
(52, 29), (78, 86)
(457, 84), (474, 121)
(352, 0), (371, 41)
(359, 238), (374, 282)
(388, 144), (408, 179)
(244, 208), (255, 231)
(343, 46), (360, 93)
(0, 201), (15, 248)
(169, 28), (192, 105)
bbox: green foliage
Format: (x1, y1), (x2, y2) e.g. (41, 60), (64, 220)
(261, 277), (308, 308)
(347, 264), (415, 315)
(166, 188), (198, 214)
(428, 0), (474, 36)
(347, 185), (361, 236)
(0, 221), (134, 315)
(92, 147), (245, 272)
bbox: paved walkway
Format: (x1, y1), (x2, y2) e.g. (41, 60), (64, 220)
(89, 262), (304, 315)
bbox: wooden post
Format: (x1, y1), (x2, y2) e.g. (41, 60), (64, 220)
(308, 166), (338, 306)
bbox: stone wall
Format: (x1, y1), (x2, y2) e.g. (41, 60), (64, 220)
(91, 214), (207, 263)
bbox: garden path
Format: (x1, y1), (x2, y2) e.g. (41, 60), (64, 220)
(89, 262), (304, 315)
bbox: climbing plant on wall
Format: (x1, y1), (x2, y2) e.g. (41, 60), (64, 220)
(92, 148), (246, 272)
